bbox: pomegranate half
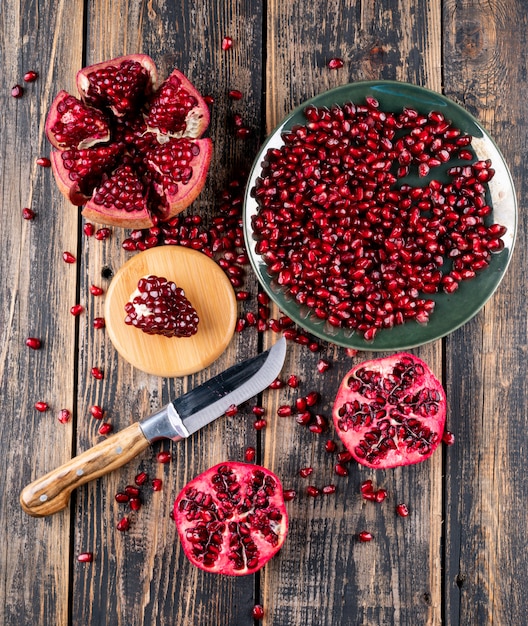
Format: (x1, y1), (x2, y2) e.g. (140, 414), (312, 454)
(174, 462), (288, 576)
(332, 353), (446, 469)
(45, 54), (212, 228)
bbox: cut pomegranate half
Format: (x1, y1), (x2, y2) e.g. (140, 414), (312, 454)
(174, 462), (288, 576)
(45, 54), (212, 228)
(332, 353), (446, 468)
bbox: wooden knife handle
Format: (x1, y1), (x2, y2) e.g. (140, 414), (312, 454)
(20, 422), (150, 517)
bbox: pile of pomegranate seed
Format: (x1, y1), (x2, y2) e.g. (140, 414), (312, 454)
(250, 97), (507, 340)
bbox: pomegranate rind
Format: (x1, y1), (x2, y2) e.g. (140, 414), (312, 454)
(174, 462), (288, 576)
(332, 352), (446, 469)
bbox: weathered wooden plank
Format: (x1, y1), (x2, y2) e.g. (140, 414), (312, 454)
(72, 1), (265, 624)
(0, 1), (85, 625)
(442, 1), (527, 624)
(263, 1), (444, 625)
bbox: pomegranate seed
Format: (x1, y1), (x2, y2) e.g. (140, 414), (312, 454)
(295, 411), (312, 426)
(443, 430), (455, 445)
(252, 405), (265, 417)
(283, 489), (297, 501)
(228, 89), (243, 100)
(252, 604), (265, 620)
(235, 127), (251, 139)
(124, 485), (140, 497)
(396, 503), (410, 517)
(221, 36), (233, 50)
(98, 422), (113, 435)
(116, 517), (130, 532)
(334, 463), (348, 477)
(93, 317), (106, 329)
(77, 552), (93, 563)
(90, 405), (104, 419)
(244, 446), (256, 462)
(287, 374), (300, 388)
(236, 290), (250, 300)
(135, 471), (149, 486)
(322, 484), (337, 495)
(299, 467), (313, 478)
(129, 497), (141, 511)
(90, 285), (104, 296)
(269, 378), (284, 389)
(253, 418), (267, 430)
(115, 492), (129, 503)
(305, 391), (319, 406)
(36, 157), (51, 167)
(26, 337), (41, 350)
(157, 450), (172, 464)
(83, 223), (95, 236)
(152, 478), (163, 491)
(327, 57), (344, 69)
(325, 440), (337, 453)
(58, 409), (71, 424)
(95, 227), (111, 240)
(62, 251), (76, 263)
(375, 489), (388, 503)
(11, 84), (24, 98)
(91, 367), (104, 379)
(203, 95), (215, 106)
(23, 70), (38, 82)
(358, 531), (373, 542)
(306, 486), (320, 497)
(70, 304), (84, 316)
(317, 359), (331, 373)
(34, 401), (49, 412)
(360, 479), (374, 495)
(277, 405), (293, 417)
(22, 208), (35, 220)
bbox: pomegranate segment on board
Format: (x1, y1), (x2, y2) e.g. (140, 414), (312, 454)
(174, 462), (288, 576)
(124, 275), (199, 338)
(332, 353), (446, 469)
(45, 55), (212, 228)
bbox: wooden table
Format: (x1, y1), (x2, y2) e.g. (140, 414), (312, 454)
(2, 1), (525, 624)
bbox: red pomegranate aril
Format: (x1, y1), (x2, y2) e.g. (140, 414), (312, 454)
(90, 285), (104, 296)
(396, 503), (410, 517)
(135, 471), (149, 486)
(70, 304), (84, 316)
(252, 405), (265, 417)
(22, 207), (35, 220)
(317, 359), (331, 373)
(98, 422), (112, 435)
(157, 450), (172, 464)
(228, 89), (243, 100)
(283, 489), (297, 501)
(322, 484), (337, 495)
(224, 404), (238, 417)
(115, 491), (130, 503)
(252, 604), (265, 620)
(124, 485), (140, 497)
(77, 552), (93, 563)
(95, 227), (111, 240)
(91, 367), (104, 379)
(325, 439), (337, 453)
(90, 405), (104, 419)
(327, 58), (344, 69)
(23, 70), (39, 82)
(360, 479), (374, 495)
(26, 337), (42, 350)
(221, 36), (233, 50)
(334, 463), (348, 477)
(277, 405), (293, 418)
(129, 497), (142, 511)
(58, 408), (71, 424)
(245, 446), (256, 462)
(375, 488), (388, 503)
(269, 378), (284, 389)
(62, 251), (76, 263)
(152, 478), (163, 491)
(253, 418), (267, 430)
(305, 391), (320, 407)
(295, 411), (312, 426)
(116, 517), (130, 532)
(306, 486), (320, 498)
(358, 531), (373, 542)
(36, 157), (51, 167)
(34, 401), (49, 412)
(299, 467), (313, 478)
(442, 430), (455, 445)
(11, 84), (24, 98)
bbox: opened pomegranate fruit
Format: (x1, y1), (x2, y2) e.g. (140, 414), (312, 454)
(174, 462), (288, 576)
(45, 54), (212, 228)
(124, 275), (199, 337)
(332, 353), (446, 468)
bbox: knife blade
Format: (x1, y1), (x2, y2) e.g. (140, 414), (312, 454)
(20, 337), (287, 517)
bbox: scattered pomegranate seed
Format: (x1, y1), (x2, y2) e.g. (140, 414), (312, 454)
(23, 70), (38, 82)
(396, 503), (410, 517)
(305, 391), (320, 406)
(90, 405), (104, 419)
(11, 84), (24, 98)
(325, 440), (337, 453)
(322, 484), (337, 495)
(327, 57), (344, 69)
(22, 208), (35, 220)
(125, 485), (140, 497)
(116, 517), (130, 532)
(135, 471), (149, 486)
(34, 401), (49, 412)
(83, 223), (95, 236)
(346, 348), (358, 357)
(375, 489), (388, 503)
(152, 478), (163, 491)
(203, 95), (215, 106)
(221, 36), (233, 50)
(58, 409), (71, 424)
(95, 227), (111, 240)
(129, 497), (141, 511)
(287, 374), (299, 388)
(252, 405), (265, 417)
(269, 378), (284, 389)
(26, 337), (42, 350)
(228, 89), (243, 100)
(252, 604), (265, 620)
(62, 251), (76, 263)
(277, 405), (293, 417)
(317, 358), (331, 373)
(98, 422), (113, 435)
(443, 430), (455, 445)
(36, 157), (51, 167)
(115, 492), (129, 503)
(244, 446), (256, 462)
(90, 285), (104, 296)
(253, 418), (267, 430)
(235, 127), (251, 139)
(334, 463), (348, 477)
(225, 404), (238, 416)
(70, 304), (84, 316)
(295, 411), (312, 426)
(93, 317), (106, 329)
(157, 450), (172, 464)
(77, 552), (93, 563)
(358, 531), (373, 542)
(306, 485), (320, 497)
(299, 467), (314, 478)
(91, 367), (104, 379)
(283, 489), (297, 501)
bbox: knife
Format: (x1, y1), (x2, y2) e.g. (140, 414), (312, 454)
(20, 337), (287, 517)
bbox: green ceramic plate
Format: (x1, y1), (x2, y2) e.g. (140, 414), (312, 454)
(243, 81), (517, 350)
